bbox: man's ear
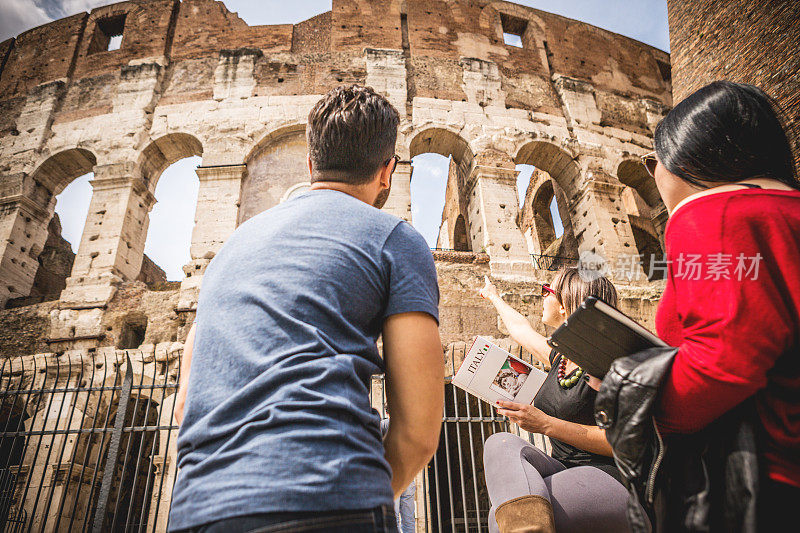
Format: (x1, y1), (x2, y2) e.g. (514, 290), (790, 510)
(379, 158), (396, 189)
(307, 154), (313, 178)
(559, 305), (567, 318)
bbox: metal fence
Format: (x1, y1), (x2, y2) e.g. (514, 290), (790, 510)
(1, 345), (547, 533)
(530, 254), (578, 272)
(0, 350), (181, 533)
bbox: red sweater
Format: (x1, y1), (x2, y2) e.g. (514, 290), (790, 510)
(655, 188), (800, 487)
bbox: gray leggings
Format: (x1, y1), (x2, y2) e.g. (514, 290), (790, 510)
(483, 432), (631, 533)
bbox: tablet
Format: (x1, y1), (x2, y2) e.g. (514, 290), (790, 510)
(546, 296), (668, 378)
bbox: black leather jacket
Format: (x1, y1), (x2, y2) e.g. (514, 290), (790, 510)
(595, 347), (760, 533)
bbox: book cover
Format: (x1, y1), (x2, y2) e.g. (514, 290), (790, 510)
(452, 336), (548, 406)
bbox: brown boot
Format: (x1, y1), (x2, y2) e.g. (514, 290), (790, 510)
(494, 495), (556, 533)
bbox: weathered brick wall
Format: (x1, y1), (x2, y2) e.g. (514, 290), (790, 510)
(0, 14), (87, 99)
(72, 0), (178, 79)
(667, 0), (800, 172)
(171, 0), (292, 60)
(0, 0), (672, 129)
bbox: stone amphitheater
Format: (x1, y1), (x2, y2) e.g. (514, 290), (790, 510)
(1, 0), (759, 530)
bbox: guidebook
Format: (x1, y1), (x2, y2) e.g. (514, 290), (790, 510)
(452, 336), (548, 406)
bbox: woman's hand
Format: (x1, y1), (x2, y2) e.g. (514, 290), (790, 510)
(496, 400), (553, 435)
(479, 275), (500, 301)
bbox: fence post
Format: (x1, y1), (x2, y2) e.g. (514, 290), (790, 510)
(92, 354), (133, 533)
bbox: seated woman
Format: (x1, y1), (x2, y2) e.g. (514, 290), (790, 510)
(480, 267), (630, 533)
(647, 80), (800, 529)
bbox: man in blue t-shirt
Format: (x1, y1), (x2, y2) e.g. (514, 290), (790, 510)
(169, 85), (444, 532)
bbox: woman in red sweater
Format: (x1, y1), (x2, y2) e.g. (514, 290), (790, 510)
(646, 80), (800, 527)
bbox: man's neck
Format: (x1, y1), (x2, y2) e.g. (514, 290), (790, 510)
(310, 181), (376, 205)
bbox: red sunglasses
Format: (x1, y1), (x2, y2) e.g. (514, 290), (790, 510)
(541, 283), (556, 297)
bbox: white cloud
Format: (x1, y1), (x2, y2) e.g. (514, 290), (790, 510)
(0, 0), (52, 41)
(0, 0), (113, 42)
(46, 0), (114, 18)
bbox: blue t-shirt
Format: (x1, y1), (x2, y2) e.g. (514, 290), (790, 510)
(168, 189), (439, 530)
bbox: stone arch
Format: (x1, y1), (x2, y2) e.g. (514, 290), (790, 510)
(135, 133), (203, 282)
(3, 149), (99, 305)
(514, 142), (580, 262)
(617, 158), (666, 279)
(245, 123), (307, 163)
(30, 148), (97, 197)
(240, 124), (308, 224)
(617, 158), (661, 208)
(520, 169), (578, 260)
(409, 127), (474, 250)
(514, 141), (580, 195)
(409, 127), (474, 166)
(138, 133), (203, 191)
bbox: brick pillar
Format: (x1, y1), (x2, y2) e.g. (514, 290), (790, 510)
(466, 153), (534, 279)
(570, 179), (647, 282)
(0, 175), (54, 307)
(177, 164), (246, 311)
(59, 164), (155, 309)
(381, 160), (412, 223)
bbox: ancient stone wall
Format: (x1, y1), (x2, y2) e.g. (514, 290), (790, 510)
(667, 0), (800, 171)
(0, 0), (670, 354)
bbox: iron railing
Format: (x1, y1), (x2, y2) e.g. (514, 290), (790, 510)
(530, 254), (578, 271)
(1, 344), (548, 533)
(0, 350), (181, 533)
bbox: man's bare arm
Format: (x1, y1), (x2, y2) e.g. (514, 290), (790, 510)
(382, 312), (444, 498)
(174, 323), (196, 425)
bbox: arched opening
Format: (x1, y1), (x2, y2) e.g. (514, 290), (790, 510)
(241, 125), (308, 224)
(409, 129), (474, 250)
(452, 215), (469, 251)
(515, 142), (581, 193)
(143, 157), (201, 282)
(139, 134), (203, 284)
(5, 149), (97, 307)
(515, 144), (578, 263)
(411, 153), (449, 248)
(617, 159), (666, 281)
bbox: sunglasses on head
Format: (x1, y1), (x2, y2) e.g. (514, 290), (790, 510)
(384, 154), (400, 173)
(541, 283), (556, 297)
(641, 151), (657, 178)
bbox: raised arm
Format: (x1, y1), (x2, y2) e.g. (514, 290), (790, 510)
(174, 322), (196, 425)
(382, 312), (444, 498)
(480, 276), (552, 367)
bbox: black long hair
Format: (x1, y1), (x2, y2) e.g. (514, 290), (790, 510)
(654, 80), (798, 189)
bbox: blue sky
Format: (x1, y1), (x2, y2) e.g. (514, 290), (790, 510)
(6, 1), (666, 279)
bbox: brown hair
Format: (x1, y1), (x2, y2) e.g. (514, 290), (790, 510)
(306, 85), (400, 185)
(550, 267), (618, 315)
